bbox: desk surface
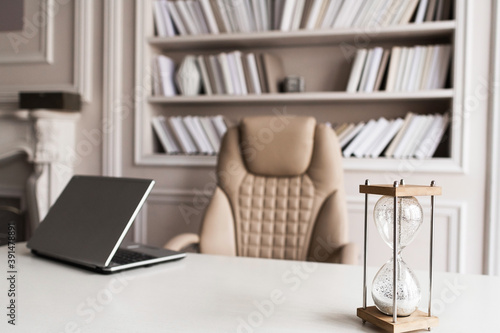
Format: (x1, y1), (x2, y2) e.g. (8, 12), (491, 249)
(0, 244), (499, 332)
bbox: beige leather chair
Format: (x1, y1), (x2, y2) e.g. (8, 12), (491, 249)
(165, 116), (357, 264)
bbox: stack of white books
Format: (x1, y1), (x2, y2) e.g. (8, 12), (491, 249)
(152, 115), (229, 155)
(153, 0), (452, 37)
(152, 51), (284, 96)
(346, 44), (451, 93)
(337, 112), (449, 158)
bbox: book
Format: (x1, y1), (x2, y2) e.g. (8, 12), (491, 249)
(157, 55), (177, 96)
(274, 0), (286, 30)
(199, 0), (220, 34)
(175, 0), (199, 35)
(361, 117), (392, 157)
(357, 48), (375, 92)
(212, 115), (228, 138)
(373, 49), (390, 91)
(392, 114), (421, 158)
(398, 0), (420, 24)
(189, 0), (210, 34)
(401, 115), (431, 157)
(413, 46), (430, 91)
(419, 45), (435, 90)
(346, 48), (368, 92)
(385, 46), (401, 91)
(246, 53), (263, 94)
(305, 0), (325, 30)
(208, 55), (226, 94)
(314, 0), (331, 29)
(353, 0), (378, 28)
(344, 0), (367, 28)
(394, 47), (409, 91)
(414, 0), (429, 24)
(291, 0), (306, 30)
(400, 47), (416, 91)
(200, 116), (222, 153)
(226, 52), (243, 95)
(261, 53), (285, 93)
(320, 0), (343, 29)
(251, 0), (263, 31)
(353, 117), (390, 157)
(152, 116), (180, 154)
(280, 0), (297, 31)
(166, 1), (188, 35)
(406, 115), (436, 157)
(384, 112), (415, 157)
(405, 45), (424, 91)
(343, 119), (376, 157)
(154, 1), (168, 37)
(218, 52), (235, 95)
(425, 0), (438, 21)
(340, 121), (365, 148)
(233, 51), (249, 95)
(337, 123), (354, 142)
(214, 0), (233, 32)
(433, 44), (451, 89)
(364, 0), (390, 27)
(255, 53), (269, 93)
(192, 116), (216, 154)
(196, 55), (213, 95)
(169, 116), (197, 154)
(370, 118), (405, 158)
(300, 0), (315, 29)
(362, 47), (384, 92)
(152, 58), (162, 96)
(183, 116), (212, 154)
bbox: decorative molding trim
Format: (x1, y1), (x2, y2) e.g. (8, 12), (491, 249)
(347, 196), (466, 274)
(74, 0), (93, 102)
(102, 0), (123, 177)
(0, 0), (54, 65)
(485, 0), (500, 276)
(0, 0), (92, 106)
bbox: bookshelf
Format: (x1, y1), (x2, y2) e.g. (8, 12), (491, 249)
(135, 0), (465, 172)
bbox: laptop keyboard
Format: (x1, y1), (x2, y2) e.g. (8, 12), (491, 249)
(110, 248), (156, 265)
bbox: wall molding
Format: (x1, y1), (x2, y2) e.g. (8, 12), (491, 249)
(0, 0), (54, 65)
(102, 0), (123, 177)
(347, 195), (466, 274)
(485, 0), (500, 276)
(0, 0), (93, 105)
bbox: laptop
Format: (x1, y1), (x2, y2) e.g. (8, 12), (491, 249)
(27, 175), (186, 273)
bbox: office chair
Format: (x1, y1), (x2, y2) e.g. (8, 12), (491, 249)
(165, 116), (357, 264)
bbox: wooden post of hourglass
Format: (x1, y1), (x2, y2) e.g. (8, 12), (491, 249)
(357, 181), (442, 333)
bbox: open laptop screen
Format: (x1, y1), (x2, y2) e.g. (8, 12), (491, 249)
(27, 176), (154, 267)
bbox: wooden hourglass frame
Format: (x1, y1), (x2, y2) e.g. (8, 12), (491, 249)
(357, 180), (441, 333)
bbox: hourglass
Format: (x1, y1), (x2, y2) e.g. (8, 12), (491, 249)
(357, 180), (441, 333)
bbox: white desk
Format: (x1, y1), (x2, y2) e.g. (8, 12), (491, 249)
(0, 244), (499, 332)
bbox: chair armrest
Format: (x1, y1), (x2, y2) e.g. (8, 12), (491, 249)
(164, 233), (200, 252)
(338, 242), (358, 265)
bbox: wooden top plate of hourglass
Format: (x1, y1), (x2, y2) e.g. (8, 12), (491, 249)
(359, 184), (442, 197)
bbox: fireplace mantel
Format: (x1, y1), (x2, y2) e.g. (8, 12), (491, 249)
(0, 109), (80, 233)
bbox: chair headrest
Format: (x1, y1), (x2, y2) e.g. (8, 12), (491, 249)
(240, 116), (316, 177)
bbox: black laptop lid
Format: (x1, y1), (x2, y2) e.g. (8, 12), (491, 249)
(27, 176), (154, 267)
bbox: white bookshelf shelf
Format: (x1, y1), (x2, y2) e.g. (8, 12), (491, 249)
(148, 89), (453, 105)
(148, 21), (455, 50)
(138, 154), (462, 173)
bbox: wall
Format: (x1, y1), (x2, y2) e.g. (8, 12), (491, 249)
(0, 0), (495, 275)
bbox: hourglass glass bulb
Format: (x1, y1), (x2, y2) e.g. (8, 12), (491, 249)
(373, 196), (423, 251)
